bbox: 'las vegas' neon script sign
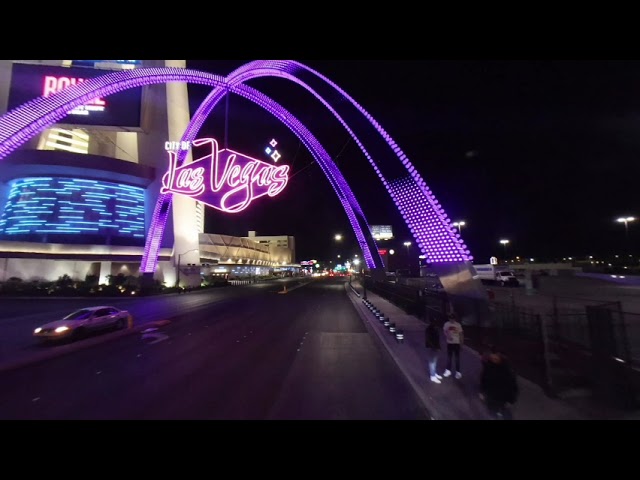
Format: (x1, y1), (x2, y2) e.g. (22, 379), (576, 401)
(161, 138), (290, 213)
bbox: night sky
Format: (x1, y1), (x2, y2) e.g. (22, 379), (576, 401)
(184, 60), (640, 264)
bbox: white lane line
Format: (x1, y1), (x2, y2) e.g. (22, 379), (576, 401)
(141, 333), (169, 345)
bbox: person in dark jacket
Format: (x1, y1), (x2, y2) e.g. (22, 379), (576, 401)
(480, 345), (519, 419)
(425, 319), (442, 383)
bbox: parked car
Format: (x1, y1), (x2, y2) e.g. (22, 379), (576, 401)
(33, 305), (132, 342)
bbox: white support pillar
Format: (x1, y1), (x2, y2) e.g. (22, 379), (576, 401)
(166, 60), (200, 287)
(115, 131), (139, 163)
(99, 261), (112, 285)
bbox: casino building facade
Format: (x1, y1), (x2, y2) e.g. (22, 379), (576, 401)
(0, 60), (296, 286)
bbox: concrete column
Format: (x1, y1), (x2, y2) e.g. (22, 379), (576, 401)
(115, 131), (139, 162)
(99, 261), (112, 285)
(166, 60), (200, 287)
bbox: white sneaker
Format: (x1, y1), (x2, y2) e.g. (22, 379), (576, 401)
(430, 376), (441, 384)
(442, 369), (452, 377)
(435, 374), (443, 380)
(455, 372), (462, 379)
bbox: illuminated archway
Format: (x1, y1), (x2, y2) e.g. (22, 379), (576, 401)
(0, 62), (473, 283)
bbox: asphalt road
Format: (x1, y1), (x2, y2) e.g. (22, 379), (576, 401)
(0, 278), (429, 420)
(0, 278), (301, 366)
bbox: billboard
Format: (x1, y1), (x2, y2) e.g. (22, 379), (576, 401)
(6, 63), (143, 130)
(371, 224), (393, 240)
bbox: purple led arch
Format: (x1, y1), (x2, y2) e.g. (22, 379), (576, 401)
(151, 74), (383, 272)
(0, 61), (471, 276)
(221, 60), (472, 263)
(174, 60), (470, 265)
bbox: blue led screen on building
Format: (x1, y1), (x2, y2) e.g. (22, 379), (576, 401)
(0, 177), (145, 245)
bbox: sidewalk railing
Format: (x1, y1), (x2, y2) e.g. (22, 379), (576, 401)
(364, 278), (640, 410)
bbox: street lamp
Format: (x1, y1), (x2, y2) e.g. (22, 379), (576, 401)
(403, 241), (412, 270)
(453, 221), (466, 236)
(616, 216), (636, 245)
(499, 239), (510, 262)
(334, 234), (342, 241)
(175, 248), (199, 287)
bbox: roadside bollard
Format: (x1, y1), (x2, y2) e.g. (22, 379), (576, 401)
(395, 329), (404, 343)
(383, 318), (391, 328)
(389, 323), (396, 334)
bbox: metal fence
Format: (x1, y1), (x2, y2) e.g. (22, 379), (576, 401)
(365, 278), (640, 409)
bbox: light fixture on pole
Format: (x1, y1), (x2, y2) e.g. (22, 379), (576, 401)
(175, 248), (199, 288)
(499, 239), (510, 262)
(403, 241), (412, 270)
(334, 234), (342, 241)
(616, 216), (636, 243)
(453, 221), (466, 236)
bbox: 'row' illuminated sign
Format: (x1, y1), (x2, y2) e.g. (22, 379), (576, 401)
(7, 63), (143, 130)
(43, 76), (107, 116)
(161, 138), (290, 213)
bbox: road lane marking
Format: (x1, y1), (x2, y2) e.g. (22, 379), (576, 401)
(141, 332), (169, 345)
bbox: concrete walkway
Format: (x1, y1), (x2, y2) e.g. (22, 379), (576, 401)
(347, 280), (587, 420)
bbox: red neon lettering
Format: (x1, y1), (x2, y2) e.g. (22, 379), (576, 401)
(42, 75), (106, 106)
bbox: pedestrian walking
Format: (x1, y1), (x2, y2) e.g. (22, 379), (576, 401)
(442, 312), (463, 379)
(425, 318), (442, 383)
(479, 345), (519, 420)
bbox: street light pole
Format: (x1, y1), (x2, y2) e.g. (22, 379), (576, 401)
(176, 248), (199, 288)
(499, 239), (510, 263)
(453, 221), (466, 236)
(616, 216), (635, 252)
(403, 241), (412, 272)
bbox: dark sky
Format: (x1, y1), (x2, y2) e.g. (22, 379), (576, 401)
(184, 60), (640, 264)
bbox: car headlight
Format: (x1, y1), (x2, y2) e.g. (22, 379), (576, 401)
(54, 326), (70, 333)
(34, 327), (42, 334)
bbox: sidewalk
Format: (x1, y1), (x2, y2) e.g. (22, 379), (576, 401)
(347, 280), (587, 420)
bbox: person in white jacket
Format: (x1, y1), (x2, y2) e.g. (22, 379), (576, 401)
(442, 313), (464, 379)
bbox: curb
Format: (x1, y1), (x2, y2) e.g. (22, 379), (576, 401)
(344, 282), (437, 420)
(0, 319), (172, 374)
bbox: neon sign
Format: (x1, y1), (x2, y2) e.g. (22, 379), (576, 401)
(43, 76), (107, 115)
(161, 138), (290, 213)
(165, 141), (191, 151)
